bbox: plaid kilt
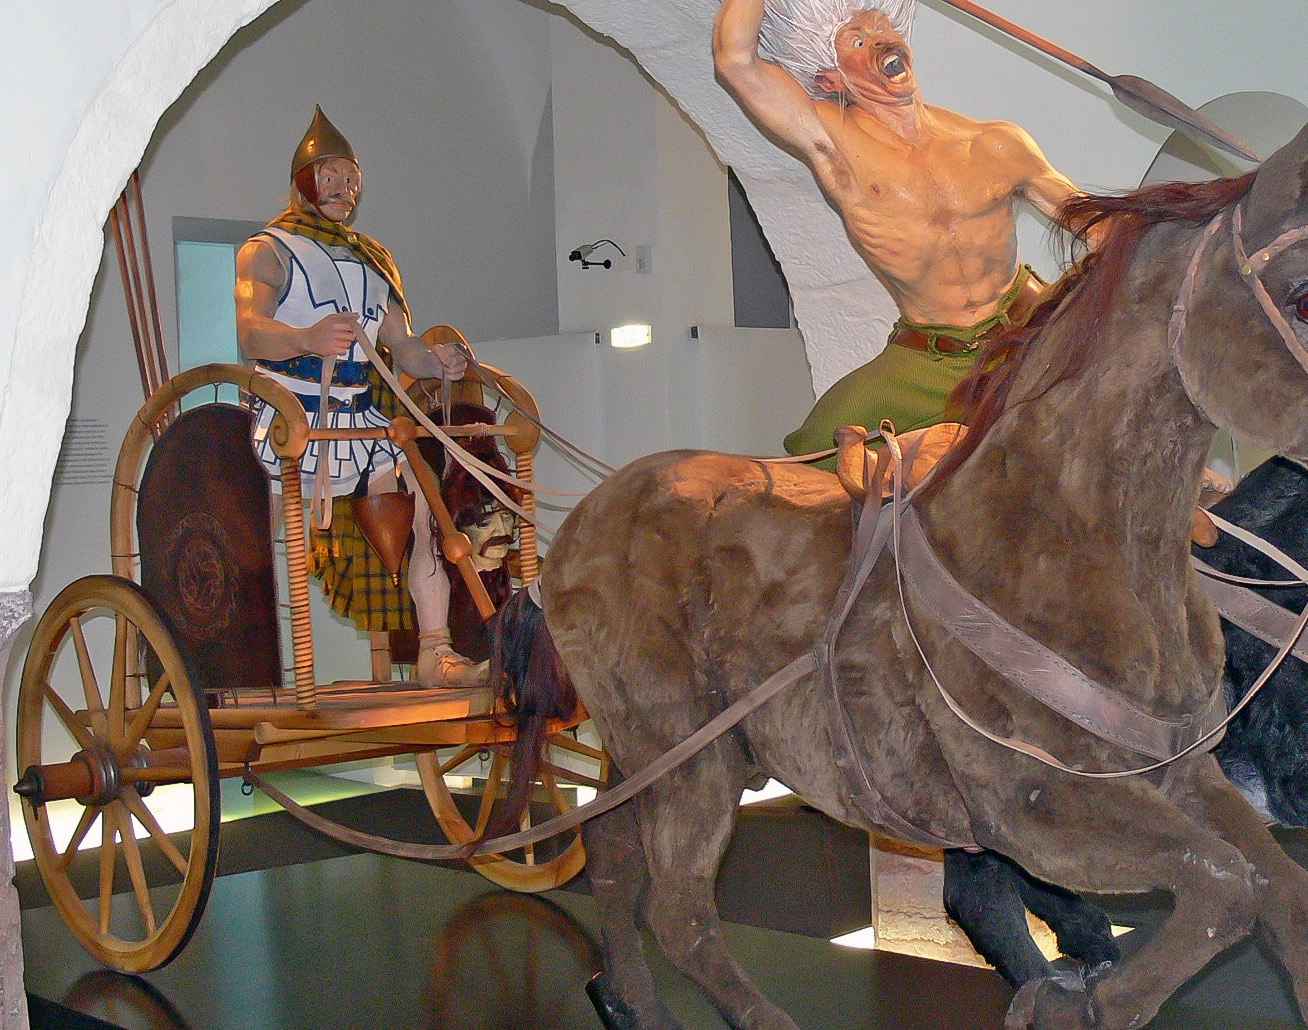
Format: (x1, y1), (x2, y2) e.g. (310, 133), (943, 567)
(309, 365), (418, 632)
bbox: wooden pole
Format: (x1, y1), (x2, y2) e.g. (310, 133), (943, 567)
(110, 203), (155, 413)
(515, 451), (540, 585)
(279, 457), (318, 709)
(115, 192), (163, 397)
(128, 171), (172, 397)
(388, 418), (497, 621)
(110, 170), (177, 436)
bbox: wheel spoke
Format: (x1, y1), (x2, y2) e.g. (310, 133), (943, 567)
(519, 801), (535, 865)
(474, 751), (507, 837)
(437, 744), (480, 777)
(109, 614), (128, 744)
(539, 761), (606, 792)
(120, 788), (187, 877)
(548, 735), (606, 762)
(60, 805), (100, 869)
(44, 684), (96, 751)
(98, 808), (118, 936)
(122, 673), (171, 751)
(69, 616), (105, 713)
(539, 760), (573, 817)
(539, 761), (579, 847)
(124, 621), (142, 710)
(114, 803), (157, 937)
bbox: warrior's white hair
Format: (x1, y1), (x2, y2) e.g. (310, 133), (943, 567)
(758, 0), (917, 99)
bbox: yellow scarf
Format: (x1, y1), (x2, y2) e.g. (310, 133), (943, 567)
(267, 207), (412, 324)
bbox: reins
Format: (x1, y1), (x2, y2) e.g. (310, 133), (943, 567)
(255, 200), (1308, 855)
(903, 197), (1308, 780)
(246, 423), (880, 856)
(357, 341), (840, 528)
(244, 648), (819, 860)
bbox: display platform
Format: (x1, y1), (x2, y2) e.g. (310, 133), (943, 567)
(22, 848), (1306, 1029)
(22, 851), (1017, 1029)
(18, 784), (1308, 1029)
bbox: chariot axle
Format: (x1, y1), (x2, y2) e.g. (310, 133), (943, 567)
(14, 744), (190, 806)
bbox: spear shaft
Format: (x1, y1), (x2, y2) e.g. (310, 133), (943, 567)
(933, 0), (1261, 162)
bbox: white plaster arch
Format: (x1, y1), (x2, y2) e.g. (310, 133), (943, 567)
(0, 0), (281, 593)
(556, 0), (896, 393)
(0, 0), (884, 594)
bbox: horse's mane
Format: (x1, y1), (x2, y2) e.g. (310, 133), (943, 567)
(924, 170), (1258, 492)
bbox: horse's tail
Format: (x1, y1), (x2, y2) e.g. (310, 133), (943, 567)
(480, 587), (578, 845)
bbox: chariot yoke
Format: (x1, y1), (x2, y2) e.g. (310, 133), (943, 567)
(13, 328), (606, 972)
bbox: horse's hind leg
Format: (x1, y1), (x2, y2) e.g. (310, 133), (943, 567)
(637, 741), (798, 1030)
(583, 776), (682, 1030)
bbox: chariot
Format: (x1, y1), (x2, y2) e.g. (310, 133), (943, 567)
(12, 328), (606, 972)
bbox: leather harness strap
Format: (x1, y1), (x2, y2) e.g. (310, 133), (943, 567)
(310, 355), (336, 531)
(814, 434), (970, 849)
(1195, 561), (1308, 665)
(1231, 205), (1308, 376)
(898, 506), (1226, 760)
(247, 651), (819, 861)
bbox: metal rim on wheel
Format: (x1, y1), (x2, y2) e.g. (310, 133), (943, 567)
(416, 730), (606, 892)
(16, 575), (219, 972)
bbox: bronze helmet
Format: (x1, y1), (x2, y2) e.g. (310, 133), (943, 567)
(291, 106), (358, 179)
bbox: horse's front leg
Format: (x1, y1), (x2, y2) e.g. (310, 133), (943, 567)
(1173, 754), (1308, 1019)
(930, 741), (1265, 1029)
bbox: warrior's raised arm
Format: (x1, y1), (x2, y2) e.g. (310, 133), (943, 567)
(713, 0), (849, 188)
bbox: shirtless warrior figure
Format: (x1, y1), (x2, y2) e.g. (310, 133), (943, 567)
(713, 0), (1083, 461)
(236, 106), (486, 687)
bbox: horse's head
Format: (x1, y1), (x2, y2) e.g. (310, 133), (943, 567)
(1178, 122), (1308, 458)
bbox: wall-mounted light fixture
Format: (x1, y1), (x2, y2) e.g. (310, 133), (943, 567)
(610, 323), (652, 350)
(569, 239), (626, 269)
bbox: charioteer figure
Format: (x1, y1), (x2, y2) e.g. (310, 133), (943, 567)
(236, 106), (487, 687)
(714, 0), (1084, 463)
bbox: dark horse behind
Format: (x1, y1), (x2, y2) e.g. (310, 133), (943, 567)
(489, 124), (1308, 1029)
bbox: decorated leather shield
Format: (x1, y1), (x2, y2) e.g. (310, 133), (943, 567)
(138, 404), (281, 699)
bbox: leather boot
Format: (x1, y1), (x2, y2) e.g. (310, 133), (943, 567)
(416, 628), (489, 688)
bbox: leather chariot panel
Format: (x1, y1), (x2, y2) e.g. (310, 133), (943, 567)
(138, 404), (282, 700)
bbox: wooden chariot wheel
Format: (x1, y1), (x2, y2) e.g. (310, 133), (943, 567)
(15, 575), (219, 972)
(415, 729), (608, 892)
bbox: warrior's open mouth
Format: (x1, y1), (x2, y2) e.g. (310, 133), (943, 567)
(877, 45), (910, 82)
(479, 534), (514, 553)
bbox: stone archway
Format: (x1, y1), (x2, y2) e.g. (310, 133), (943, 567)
(0, 0), (882, 595)
(1, 3), (877, 1022)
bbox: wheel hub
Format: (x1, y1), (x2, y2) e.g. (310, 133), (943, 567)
(13, 744), (120, 807)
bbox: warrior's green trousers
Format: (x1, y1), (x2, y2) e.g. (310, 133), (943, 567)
(784, 265), (1041, 469)
(783, 344), (980, 470)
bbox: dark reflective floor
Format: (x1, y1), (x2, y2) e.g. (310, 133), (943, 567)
(21, 799), (1308, 1028)
(24, 852), (1019, 1029)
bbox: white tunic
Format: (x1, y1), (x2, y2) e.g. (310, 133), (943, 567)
(248, 227), (401, 496)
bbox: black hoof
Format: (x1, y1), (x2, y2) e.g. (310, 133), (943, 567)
(1004, 977), (1098, 1030)
(586, 971), (640, 1030)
